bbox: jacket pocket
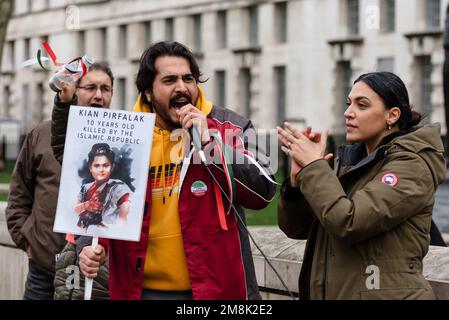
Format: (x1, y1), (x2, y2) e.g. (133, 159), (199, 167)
(19, 214), (35, 249)
(360, 287), (434, 300)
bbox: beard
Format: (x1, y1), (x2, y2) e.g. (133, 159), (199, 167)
(150, 92), (196, 130)
(151, 97), (182, 130)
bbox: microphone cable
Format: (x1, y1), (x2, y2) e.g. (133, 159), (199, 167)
(203, 164), (297, 300)
(189, 125), (297, 300)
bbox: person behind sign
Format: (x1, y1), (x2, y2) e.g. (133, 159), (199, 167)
(277, 71), (447, 299)
(74, 143), (132, 231)
(65, 41), (277, 300)
(5, 62), (113, 300)
(52, 63), (116, 300)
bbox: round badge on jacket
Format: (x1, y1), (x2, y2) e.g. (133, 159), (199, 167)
(191, 180), (208, 197)
(381, 173), (398, 187)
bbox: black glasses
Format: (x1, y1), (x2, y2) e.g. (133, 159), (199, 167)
(77, 84), (112, 94)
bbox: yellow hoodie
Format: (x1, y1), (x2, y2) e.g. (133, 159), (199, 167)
(133, 86), (212, 291)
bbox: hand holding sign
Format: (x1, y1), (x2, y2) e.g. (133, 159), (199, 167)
(79, 241), (105, 279)
(53, 107), (155, 300)
(80, 238), (105, 300)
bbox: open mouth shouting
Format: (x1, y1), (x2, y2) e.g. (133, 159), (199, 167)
(170, 93), (192, 109)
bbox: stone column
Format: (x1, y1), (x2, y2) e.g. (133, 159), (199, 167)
(127, 22), (146, 62)
(85, 29), (106, 63)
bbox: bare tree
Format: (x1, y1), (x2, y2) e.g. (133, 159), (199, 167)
(0, 0), (13, 70)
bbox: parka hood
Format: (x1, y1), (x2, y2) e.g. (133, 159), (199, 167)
(338, 124), (446, 189)
(391, 123), (446, 188)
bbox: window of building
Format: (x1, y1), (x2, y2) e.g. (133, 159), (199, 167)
(22, 84), (30, 132)
(377, 57), (395, 72)
(249, 6), (259, 47)
(426, 0), (441, 29)
(119, 25), (127, 59)
(337, 61), (352, 129)
(274, 66), (286, 125)
(101, 28), (107, 61)
(275, 2), (288, 44)
(215, 70), (226, 107)
(24, 38), (30, 60)
(9, 41), (15, 68)
(78, 30), (85, 56)
(118, 78), (127, 110)
(347, 0), (359, 36)
(217, 10), (227, 49)
(37, 83), (44, 122)
(26, 0), (31, 13)
(145, 21), (152, 46)
(193, 14), (202, 53)
(381, 0), (395, 33)
(419, 56), (433, 122)
(166, 18), (174, 41)
(3, 86), (11, 118)
(240, 68), (252, 118)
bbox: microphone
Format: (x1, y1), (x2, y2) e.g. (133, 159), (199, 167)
(190, 124), (206, 163)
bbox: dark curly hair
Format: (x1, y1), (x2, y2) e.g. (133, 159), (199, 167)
(135, 41), (207, 106)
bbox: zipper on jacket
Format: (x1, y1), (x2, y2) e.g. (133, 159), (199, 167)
(69, 250), (78, 300)
(322, 237), (329, 300)
(136, 257), (142, 273)
(334, 156), (340, 176)
(143, 201), (149, 217)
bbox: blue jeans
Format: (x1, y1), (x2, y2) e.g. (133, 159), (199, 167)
(23, 260), (55, 300)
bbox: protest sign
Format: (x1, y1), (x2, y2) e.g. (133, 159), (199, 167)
(53, 106), (154, 241)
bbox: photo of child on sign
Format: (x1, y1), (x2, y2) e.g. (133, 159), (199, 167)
(53, 106), (154, 241)
(75, 143), (134, 231)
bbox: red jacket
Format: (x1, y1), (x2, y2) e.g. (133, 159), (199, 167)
(52, 100), (276, 300)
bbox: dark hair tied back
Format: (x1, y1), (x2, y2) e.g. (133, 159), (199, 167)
(354, 72), (422, 130)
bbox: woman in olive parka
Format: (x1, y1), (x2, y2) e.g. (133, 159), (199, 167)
(277, 72), (446, 300)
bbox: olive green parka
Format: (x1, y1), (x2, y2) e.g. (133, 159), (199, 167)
(278, 124), (446, 300)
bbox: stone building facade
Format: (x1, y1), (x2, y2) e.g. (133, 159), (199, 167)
(0, 0), (447, 144)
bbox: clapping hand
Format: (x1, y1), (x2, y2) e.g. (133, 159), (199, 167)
(277, 123), (333, 187)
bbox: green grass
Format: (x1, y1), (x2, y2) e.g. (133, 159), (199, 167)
(0, 162), (14, 184)
(246, 172), (285, 226)
(0, 161), (14, 202)
(0, 161), (287, 222)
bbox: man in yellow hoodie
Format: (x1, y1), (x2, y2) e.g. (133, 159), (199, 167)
(67, 41), (277, 300)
